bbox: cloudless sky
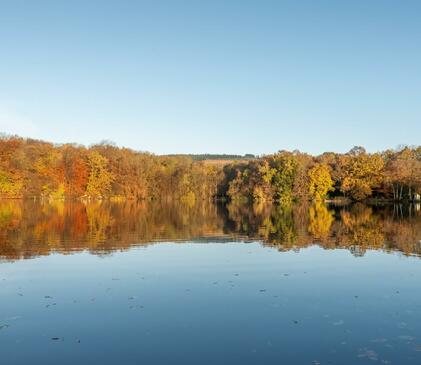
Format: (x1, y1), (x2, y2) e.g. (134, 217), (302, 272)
(0, 0), (420, 155)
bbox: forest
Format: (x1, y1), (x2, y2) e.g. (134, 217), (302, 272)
(0, 135), (420, 202)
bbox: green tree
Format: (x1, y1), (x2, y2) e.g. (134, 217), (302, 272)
(269, 153), (297, 204)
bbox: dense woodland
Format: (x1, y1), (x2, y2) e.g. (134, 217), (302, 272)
(0, 135), (420, 202)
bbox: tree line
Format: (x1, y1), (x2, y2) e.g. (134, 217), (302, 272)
(0, 135), (420, 202)
(165, 153), (255, 161)
(224, 146), (421, 202)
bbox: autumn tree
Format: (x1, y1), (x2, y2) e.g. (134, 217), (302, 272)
(86, 151), (115, 198)
(340, 147), (384, 200)
(384, 147), (421, 200)
(63, 147), (89, 197)
(308, 163), (334, 200)
(292, 152), (313, 201)
(0, 136), (24, 197)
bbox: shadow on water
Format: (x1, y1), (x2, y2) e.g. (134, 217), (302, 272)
(0, 199), (421, 260)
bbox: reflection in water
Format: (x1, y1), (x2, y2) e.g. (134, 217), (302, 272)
(0, 199), (421, 260)
(2, 200), (421, 365)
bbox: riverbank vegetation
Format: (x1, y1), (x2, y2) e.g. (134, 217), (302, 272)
(0, 135), (420, 202)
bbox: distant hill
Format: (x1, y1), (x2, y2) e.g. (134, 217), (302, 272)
(164, 154), (256, 161)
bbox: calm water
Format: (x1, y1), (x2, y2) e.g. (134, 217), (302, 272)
(1, 200), (421, 364)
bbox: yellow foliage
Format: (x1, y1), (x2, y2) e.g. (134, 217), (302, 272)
(308, 163), (334, 200)
(0, 170), (23, 198)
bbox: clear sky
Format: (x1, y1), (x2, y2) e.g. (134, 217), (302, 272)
(0, 0), (420, 155)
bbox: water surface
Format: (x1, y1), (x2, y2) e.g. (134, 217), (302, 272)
(1, 200), (421, 364)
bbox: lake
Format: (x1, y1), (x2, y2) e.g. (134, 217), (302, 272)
(1, 200), (421, 364)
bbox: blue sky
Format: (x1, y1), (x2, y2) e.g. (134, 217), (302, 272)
(0, 0), (420, 155)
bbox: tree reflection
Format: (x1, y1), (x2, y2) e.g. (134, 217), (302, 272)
(308, 202), (334, 240)
(0, 200), (421, 260)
